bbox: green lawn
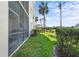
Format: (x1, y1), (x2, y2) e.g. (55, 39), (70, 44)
(13, 30), (57, 57)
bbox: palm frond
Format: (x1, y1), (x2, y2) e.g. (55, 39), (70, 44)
(38, 2), (49, 15)
(41, 1), (44, 6)
(58, 3), (61, 9)
(39, 5), (42, 9)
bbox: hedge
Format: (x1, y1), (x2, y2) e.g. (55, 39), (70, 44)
(56, 27), (79, 57)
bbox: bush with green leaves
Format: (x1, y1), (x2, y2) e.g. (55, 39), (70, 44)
(31, 29), (38, 36)
(56, 27), (79, 56)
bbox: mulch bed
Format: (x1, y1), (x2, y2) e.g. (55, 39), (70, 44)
(54, 44), (64, 57)
(53, 44), (79, 57)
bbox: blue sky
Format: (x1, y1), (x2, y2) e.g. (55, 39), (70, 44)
(35, 1), (79, 27)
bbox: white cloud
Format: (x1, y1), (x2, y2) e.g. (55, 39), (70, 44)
(48, 1), (59, 9)
(62, 16), (79, 24)
(61, 1), (79, 23)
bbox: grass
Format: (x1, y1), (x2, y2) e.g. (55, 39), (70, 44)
(12, 30), (57, 57)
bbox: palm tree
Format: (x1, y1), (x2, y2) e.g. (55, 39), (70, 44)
(58, 2), (65, 28)
(35, 16), (38, 28)
(35, 16), (38, 23)
(39, 1), (49, 32)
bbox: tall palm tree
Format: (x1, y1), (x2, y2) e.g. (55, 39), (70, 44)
(58, 2), (62, 28)
(39, 1), (49, 32)
(58, 2), (65, 28)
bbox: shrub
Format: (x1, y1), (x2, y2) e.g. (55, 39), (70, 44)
(31, 29), (38, 36)
(56, 27), (79, 57)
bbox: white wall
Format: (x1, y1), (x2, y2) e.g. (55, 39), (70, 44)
(29, 1), (35, 35)
(0, 2), (8, 57)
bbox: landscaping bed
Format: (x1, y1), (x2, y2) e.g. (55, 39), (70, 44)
(56, 27), (79, 57)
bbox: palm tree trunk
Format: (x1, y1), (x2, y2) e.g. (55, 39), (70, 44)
(40, 19), (43, 32)
(44, 14), (45, 33)
(60, 3), (62, 28)
(40, 20), (41, 28)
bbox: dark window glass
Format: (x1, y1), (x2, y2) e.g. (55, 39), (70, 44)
(9, 1), (29, 56)
(9, 1), (20, 14)
(9, 10), (19, 55)
(21, 1), (29, 14)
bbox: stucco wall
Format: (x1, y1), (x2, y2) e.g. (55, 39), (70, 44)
(29, 1), (35, 35)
